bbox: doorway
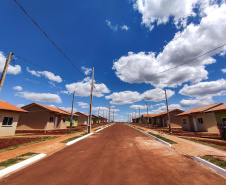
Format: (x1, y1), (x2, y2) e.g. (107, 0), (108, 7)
(54, 117), (58, 129)
(193, 118), (198, 131)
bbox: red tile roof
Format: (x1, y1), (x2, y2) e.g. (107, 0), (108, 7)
(177, 103), (223, 116)
(152, 109), (184, 117)
(58, 109), (79, 117)
(75, 111), (89, 117)
(142, 114), (157, 118)
(0, 101), (27, 113)
(205, 104), (226, 112)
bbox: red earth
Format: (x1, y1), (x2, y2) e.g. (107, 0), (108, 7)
(0, 137), (47, 150)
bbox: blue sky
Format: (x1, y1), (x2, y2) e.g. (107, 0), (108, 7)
(0, 0), (226, 122)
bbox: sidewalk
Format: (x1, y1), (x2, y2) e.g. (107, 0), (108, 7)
(0, 124), (107, 163)
(132, 124), (226, 162)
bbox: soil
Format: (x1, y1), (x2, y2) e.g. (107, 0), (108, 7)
(0, 123), (225, 185)
(0, 137), (46, 150)
(188, 138), (226, 146)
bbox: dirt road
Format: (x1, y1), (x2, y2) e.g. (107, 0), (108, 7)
(0, 123), (225, 185)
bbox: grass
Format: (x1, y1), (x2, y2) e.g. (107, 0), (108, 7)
(0, 152), (38, 169)
(66, 129), (85, 134)
(201, 155), (226, 169)
(136, 128), (144, 131)
(180, 137), (226, 151)
(0, 136), (59, 153)
(61, 132), (89, 143)
(148, 132), (177, 144)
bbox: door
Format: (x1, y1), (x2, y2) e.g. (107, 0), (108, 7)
(193, 118), (198, 131)
(54, 117), (58, 129)
(163, 119), (164, 127)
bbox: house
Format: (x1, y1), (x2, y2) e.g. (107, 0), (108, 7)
(92, 115), (99, 123)
(99, 116), (107, 123)
(152, 109), (184, 128)
(176, 103), (223, 132)
(17, 103), (70, 130)
(59, 109), (79, 127)
(75, 111), (93, 125)
(141, 114), (156, 124)
(0, 100), (27, 136)
(204, 103), (226, 126)
(132, 117), (139, 123)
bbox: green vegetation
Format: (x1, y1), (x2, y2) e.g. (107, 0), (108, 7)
(201, 155), (226, 169)
(0, 152), (38, 169)
(66, 129), (85, 134)
(136, 128), (144, 131)
(61, 132), (89, 143)
(148, 133), (177, 144)
(180, 137), (226, 151)
(0, 136), (59, 153)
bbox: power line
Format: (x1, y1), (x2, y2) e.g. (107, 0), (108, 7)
(14, 0), (86, 79)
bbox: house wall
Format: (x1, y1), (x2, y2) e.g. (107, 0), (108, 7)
(66, 116), (78, 127)
(156, 117), (162, 127)
(214, 111), (226, 124)
(45, 113), (67, 130)
(0, 110), (20, 136)
(76, 113), (88, 125)
(161, 111), (182, 128)
(180, 115), (190, 131)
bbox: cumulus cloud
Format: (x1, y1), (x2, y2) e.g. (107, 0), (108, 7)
(0, 52), (21, 75)
(81, 66), (92, 75)
(77, 102), (89, 108)
(150, 104), (183, 114)
(106, 91), (143, 105)
(121, 25), (130, 31)
(133, 0), (214, 30)
(180, 96), (214, 107)
(16, 91), (62, 103)
(17, 104), (25, 108)
(26, 67), (62, 83)
(222, 69), (226, 73)
(142, 88), (175, 101)
(113, 4), (226, 88)
(49, 105), (56, 107)
(13, 86), (22, 91)
(154, 103), (165, 107)
(130, 105), (148, 109)
(106, 20), (130, 31)
(62, 78), (110, 97)
(59, 107), (76, 112)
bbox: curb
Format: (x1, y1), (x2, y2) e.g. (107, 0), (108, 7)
(95, 128), (104, 132)
(66, 133), (93, 146)
(144, 133), (172, 147)
(0, 153), (46, 178)
(193, 156), (226, 177)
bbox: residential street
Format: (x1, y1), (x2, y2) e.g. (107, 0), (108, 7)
(0, 123), (225, 185)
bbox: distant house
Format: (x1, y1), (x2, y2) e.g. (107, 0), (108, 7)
(17, 103), (70, 130)
(141, 114), (156, 124)
(0, 100), (27, 136)
(99, 116), (107, 123)
(59, 109), (79, 127)
(75, 112), (93, 125)
(176, 103), (223, 132)
(152, 109), (184, 128)
(92, 115), (99, 123)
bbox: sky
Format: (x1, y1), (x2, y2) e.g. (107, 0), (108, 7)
(0, 0), (226, 122)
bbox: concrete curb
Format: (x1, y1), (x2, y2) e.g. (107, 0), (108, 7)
(144, 133), (172, 148)
(95, 128), (104, 132)
(66, 133), (93, 146)
(193, 156), (226, 177)
(0, 153), (46, 178)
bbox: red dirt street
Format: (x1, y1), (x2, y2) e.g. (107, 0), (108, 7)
(0, 123), (225, 185)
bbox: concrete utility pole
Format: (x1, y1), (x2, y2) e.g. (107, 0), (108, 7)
(139, 107), (141, 126)
(69, 91), (75, 133)
(88, 67), (94, 133)
(108, 101), (110, 125)
(146, 102), (150, 128)
(103, 110), (105, 122)
(113, 109), (114, 123)
(0, 52), (14, 93)
(164, 90), (172, 134)
(98, 107), (100, 126)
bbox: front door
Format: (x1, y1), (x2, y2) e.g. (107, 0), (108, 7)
(193, 118), (198, 131)
(54, 117), (58, 129)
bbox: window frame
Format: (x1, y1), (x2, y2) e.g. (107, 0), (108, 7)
(182, 119), (186, 124)
(2, 117), (14, 127)
(49, 116), (54, 123)
(63, 118), (66, 123)
(198, 118), (203, 124)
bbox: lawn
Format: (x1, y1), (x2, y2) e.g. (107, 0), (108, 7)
(201, 155), (226, 169)
(61, 133), (89, 143)
(148, 133), (177, 144)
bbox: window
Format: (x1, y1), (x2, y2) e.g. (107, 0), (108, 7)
(68, 117), (70, 122)
(49, 117), (54, 122)
(182, 119), (186, 124)
(2, 117), (13, 126)
(63, 118), (66, 123)
(198, 118), (203, 124)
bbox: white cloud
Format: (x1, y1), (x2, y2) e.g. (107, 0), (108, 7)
(49, 81), (56, 87)
(219, 51), (226, 56)
(154, 103), (165, 107)
(49, 105), (56, 107)
(81, 66), (92, 75)
(13, 86), (22, 91)
(16, 91), (62, 103)
(180, 96), (214, 107)
(142, 88), (175, 101)
(113, 4), (226, 88)
(130, 105), (148, 109)
(150, 104), (183, 114)
(77, 102), (89, 108)
(0, 52), (21, 75)
(106, 20), (118, 31)
(133, 0), (214, 30)
(62, 78), (110, 97)
(26, 67), (62, 83)
(121, 25), (129, 31)
(222, 69), (226, 73)
(106, 91), (143, 105)
(59, 107), (76, 112)
(17, 104), (25, 108)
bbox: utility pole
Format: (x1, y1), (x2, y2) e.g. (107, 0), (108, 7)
(146, 102), (150, 128)
(88, 67), (94, 133)
(108, 101), (110, 125)
(139, 107), (141, 126)
(113, 109), (114, 123)
(0, 52), (14, 93)
(98, 107), (100, 126)
(103, 110), (104, 122)
(164, 90), (172, 134)
(69, 91), (75, 133)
